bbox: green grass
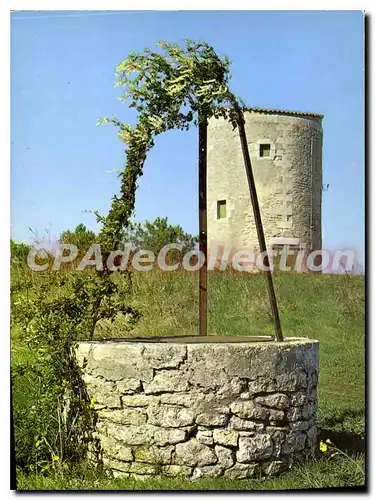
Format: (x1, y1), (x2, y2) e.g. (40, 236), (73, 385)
(11, 269), (366, 490)
(16, 455), (365, 490)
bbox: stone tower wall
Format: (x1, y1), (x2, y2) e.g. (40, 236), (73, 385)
(207, 110), (323, 258)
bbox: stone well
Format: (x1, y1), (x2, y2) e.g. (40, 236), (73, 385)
(75, 337), (319, 480)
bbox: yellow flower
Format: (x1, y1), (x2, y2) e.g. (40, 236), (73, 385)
(326, 439), (333, 445)
(320, 441), (328, 453)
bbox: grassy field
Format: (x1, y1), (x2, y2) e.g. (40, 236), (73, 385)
(16, 455), (365, 491)
(11, 268), (366, 490)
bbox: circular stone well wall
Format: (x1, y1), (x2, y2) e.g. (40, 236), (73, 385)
(75, 338), (319, 480)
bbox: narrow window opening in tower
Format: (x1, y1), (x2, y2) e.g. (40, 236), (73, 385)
(217, 200), (227, 219)
(259, 143), (271, 157)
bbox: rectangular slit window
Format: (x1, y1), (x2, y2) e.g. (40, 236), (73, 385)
(217, 200), (227, 219)
(259, 144), (271, 157)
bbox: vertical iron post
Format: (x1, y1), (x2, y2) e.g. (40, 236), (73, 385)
(236, 113), (284, 342)
(198, 116), (208, 336)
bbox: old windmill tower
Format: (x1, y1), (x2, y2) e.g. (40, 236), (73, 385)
(207, 108), (323, 269)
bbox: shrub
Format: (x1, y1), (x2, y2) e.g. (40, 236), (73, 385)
(59, 224), (96, 260)
(123, 217), (197, 266)
(11, 271), (139, 473)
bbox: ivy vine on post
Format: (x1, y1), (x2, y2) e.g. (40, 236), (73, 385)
(97, 39), (283, 341)
(96, 40), (241, 251)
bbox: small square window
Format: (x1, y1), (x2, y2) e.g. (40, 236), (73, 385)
(217, 200), (227, 219)
(259, 144), (271, 157)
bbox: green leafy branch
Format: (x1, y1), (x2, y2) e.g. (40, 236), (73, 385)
(97, 39), (246, 252)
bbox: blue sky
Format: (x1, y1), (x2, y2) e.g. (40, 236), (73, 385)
(11, 10), (364, 264)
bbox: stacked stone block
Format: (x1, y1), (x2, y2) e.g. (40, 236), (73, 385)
(76, 339), (319, 480)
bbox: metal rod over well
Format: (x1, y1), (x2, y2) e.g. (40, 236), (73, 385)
(198, 116), (208, 336)
(236, 111), (284, 342)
